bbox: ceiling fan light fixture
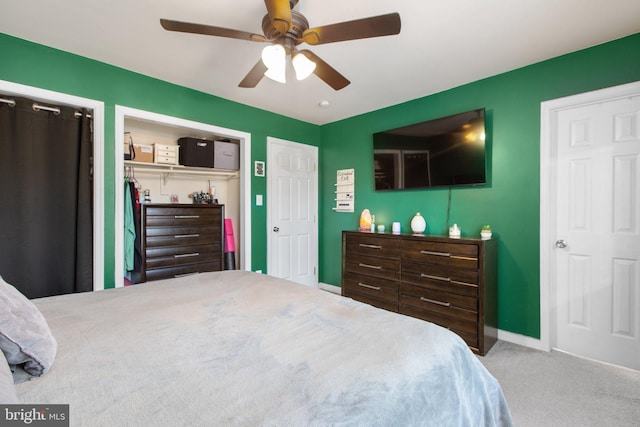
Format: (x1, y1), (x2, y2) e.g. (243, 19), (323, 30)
(292, 51), (316, 80)
(261, 44), (285, 68)
(264, 66), (286, 84)
(261, 44), (287, 83)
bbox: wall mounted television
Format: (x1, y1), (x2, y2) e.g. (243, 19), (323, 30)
(373, 108), (487, 191)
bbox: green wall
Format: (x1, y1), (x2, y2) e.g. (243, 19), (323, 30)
(0, 33), (321, 286)
(318, 32), (640, 338)
(2, 31), (639, 340)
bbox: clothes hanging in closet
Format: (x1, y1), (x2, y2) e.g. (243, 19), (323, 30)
(124, 173), (143, 284)
(124, 179), (135, 271)
(129, 180), (143, 272)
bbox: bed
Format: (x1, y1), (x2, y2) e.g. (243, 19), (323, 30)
(3, 271), (513, 426)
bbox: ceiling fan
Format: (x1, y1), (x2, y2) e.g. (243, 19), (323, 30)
(160, 0), (401, 90)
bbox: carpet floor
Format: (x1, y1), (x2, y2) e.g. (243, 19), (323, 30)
(479, 341), (640, 426)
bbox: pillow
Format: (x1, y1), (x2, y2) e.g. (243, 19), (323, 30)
(0, 349), (18, 403)
(0, 351), (18, 405)
(0, 275), (57, 379)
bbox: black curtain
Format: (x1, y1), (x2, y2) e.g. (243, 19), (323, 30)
(0, 95), (93, 298)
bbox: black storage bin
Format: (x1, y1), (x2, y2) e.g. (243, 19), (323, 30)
(178, 137), (215, 168)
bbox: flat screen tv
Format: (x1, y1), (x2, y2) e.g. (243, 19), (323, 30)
(373, 108), (486, 191)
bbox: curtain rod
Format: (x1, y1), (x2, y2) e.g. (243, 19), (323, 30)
(0, 97), (16, 107)
(33, 103), (92, 118)
(0, 97), (91, 118)
(33, 103), (61, 115)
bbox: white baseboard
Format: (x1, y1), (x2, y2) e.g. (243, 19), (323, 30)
(497, 329), (546, 351)
(319, 282), (341, 294)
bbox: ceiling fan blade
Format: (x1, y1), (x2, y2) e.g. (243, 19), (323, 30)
(302, 12), (401, 45)
(300, 50), (350, 91)
(238, 59), (268, 88)
(264, 0), (292, 35)
(160, 19), (267, 42)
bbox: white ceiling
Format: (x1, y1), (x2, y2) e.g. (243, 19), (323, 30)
(1, 0), (639, 125)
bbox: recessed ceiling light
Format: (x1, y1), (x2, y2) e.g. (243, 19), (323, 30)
(318, 100), (330, 108)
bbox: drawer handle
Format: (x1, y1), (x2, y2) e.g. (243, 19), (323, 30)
(420, 250), (450, 257)
(174, 272), (199, 278)
(421, 273), (450, 282)
(357, 282), (381, 291)
(174, 215), (200, 219)
(420, 297), (451, 307)
(451, 255), (478, 261)
(451, 280), (478, 287)
(359, 243), (382, 249)
(420, 252), (478, 262)
(174, 233), (200, 239)
(174, 252), (200, 258)
(358, 263), (382, 270)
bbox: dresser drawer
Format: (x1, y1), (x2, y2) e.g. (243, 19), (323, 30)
(345, 233), (400, 259)
(343, 271), (399, 304)
(145, 244), (221, 259)
(145, 250), (221, 269)
(399, 284), (478, 321)
(154, 143), (178, 153)
(402, 261), (478, 297)
(146, 215), (221, 227)
(145, 225), (219, 238)
(155, 148), (177, 158)
(399, 284), (479, 349)
(344, 254), (400, 280)
(144, 206), (221, 218)
(145, 261), (221, 281)
(402, 240), (478, 269)
(350, 293), (398, 312)
(400, 304), (479, 350)
(146, 234), (219, 248)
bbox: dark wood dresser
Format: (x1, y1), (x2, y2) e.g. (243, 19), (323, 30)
(342, 230), (498, 355)
(142, 204), (224, 282)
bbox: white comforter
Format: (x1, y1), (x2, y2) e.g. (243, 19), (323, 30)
(16, 271), (512, 426)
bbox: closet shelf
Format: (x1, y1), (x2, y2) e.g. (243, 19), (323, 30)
(124, 160), (239, 181)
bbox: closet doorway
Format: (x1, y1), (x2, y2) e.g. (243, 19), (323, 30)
(113, 106), (252, 287)
(0, 80), (105, 297)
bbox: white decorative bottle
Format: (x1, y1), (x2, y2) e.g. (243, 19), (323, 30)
(410, 212), (427, 234)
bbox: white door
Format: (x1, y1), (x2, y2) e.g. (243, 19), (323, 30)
(267, 137), (318, 287)
(554, 93), (640, 370)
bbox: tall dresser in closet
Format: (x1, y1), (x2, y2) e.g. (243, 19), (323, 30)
(142, 204), (224, 282)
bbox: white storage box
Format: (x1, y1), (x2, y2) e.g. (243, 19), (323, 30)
(214, 141), (239, 170)
(154, 143), (179, 165)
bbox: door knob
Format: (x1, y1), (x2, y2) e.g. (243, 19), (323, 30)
(555, 240), (567, 248)
(273, 226), (279, 232)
